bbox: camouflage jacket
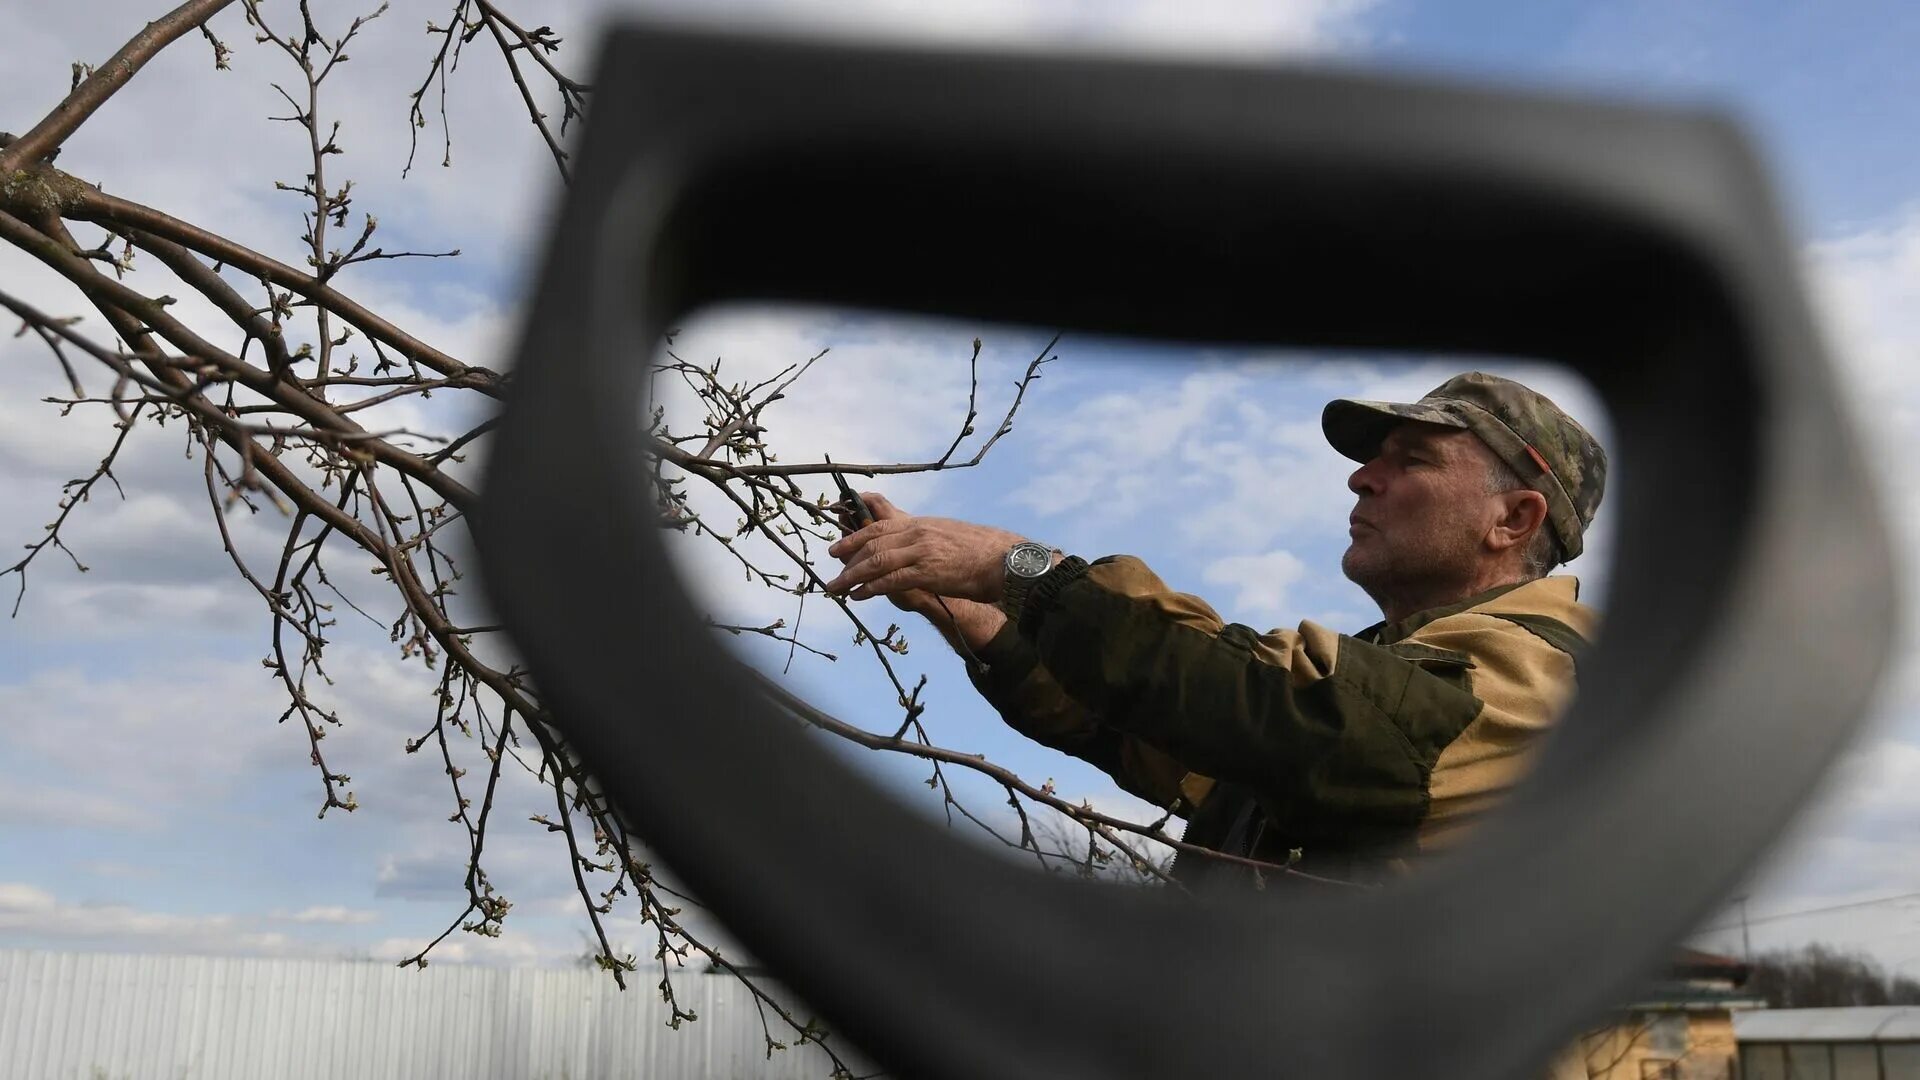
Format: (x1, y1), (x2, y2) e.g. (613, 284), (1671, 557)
(966, 554), (1594, 885)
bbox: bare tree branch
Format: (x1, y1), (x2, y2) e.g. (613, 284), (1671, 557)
(0, 0), (239, 173)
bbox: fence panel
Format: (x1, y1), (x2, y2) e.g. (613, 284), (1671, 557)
(0, 949), (875, 1079)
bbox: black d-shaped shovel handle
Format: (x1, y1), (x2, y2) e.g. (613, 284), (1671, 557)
(477, 20), (1897, 1080)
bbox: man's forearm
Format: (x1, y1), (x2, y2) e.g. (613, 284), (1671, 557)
(915, 595), (1007, 657)
(923, 547), (1062, 656)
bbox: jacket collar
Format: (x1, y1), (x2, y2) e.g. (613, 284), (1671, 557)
(1359, 575), (1585, 646)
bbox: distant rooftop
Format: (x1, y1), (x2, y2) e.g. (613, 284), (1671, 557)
(1670, 947), (1749, 982)
(1736, 1007), (1920, 1042)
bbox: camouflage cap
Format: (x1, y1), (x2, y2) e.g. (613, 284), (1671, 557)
(1321, 371), (1608, 561)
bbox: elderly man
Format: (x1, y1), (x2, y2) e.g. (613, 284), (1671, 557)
(824, 372), (1605, 886)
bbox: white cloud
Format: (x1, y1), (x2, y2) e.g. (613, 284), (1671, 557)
(0, 880), (323, 958)
(0, 782), (148, 830)
(1175, 412), (1356, 552)
(1803, 210), (1920, 723)
(1809, 207), (1920, 593)
(76, 861), (157, 880)
(0, 883), (55, 912)
(0, 639), (484, 832)
(281, 905), (380, 925)
(1009, 364), (1256, 524)
(0, 662), (291, 808)
(0, 881), (621, 970)
(616, 0), (1376, 57)
(21, 581), (258, 638)
(1201, 549), (1309, 627)
(374, 851), (468, 901)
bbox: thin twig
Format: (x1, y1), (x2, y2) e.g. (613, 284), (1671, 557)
(0, 0), (239, 172)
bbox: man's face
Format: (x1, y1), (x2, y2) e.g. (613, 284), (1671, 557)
(1341, 421), (1503, 600)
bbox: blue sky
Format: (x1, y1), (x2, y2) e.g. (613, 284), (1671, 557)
(4, 0), (1920, 982)
(1372, 0), (1920, 229)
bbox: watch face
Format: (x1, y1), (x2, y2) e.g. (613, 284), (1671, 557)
(1008, 542), (1052, 578)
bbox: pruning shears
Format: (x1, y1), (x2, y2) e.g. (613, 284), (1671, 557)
(824, 454), (873, 533)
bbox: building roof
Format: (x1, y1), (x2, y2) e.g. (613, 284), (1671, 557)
(1626, 985), (1768, 1011)
(1735, 1007), (1920, 1042)
(1670, 947), (1750, 984)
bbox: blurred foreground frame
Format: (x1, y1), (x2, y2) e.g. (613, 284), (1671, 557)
(476, 19), (1896, 1080)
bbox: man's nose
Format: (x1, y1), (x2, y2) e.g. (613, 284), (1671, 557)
(1349, 458), (1384, 495)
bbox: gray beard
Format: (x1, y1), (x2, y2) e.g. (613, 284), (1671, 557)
(1342, 542), (1471, 621)
(1341, 544), (1398, 612)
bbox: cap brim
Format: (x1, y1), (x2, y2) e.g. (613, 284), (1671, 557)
(1321, 398), (1469, 463)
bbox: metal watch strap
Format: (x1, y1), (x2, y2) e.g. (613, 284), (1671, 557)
(998, 542), (1062, 625)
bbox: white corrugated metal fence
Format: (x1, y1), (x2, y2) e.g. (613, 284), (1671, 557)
(0, 949), (877, 1079)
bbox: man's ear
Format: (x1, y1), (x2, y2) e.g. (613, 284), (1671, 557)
(1488, 489), (1550, 553)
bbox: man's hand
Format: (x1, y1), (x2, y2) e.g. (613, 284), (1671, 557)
(824, 491), (1026, 604)
(828, 490), (934, 616)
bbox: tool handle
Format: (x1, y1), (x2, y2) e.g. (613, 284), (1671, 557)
(825, 456), (874, 531)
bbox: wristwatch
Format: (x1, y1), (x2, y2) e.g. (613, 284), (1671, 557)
(998, 540), (1058, 622)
